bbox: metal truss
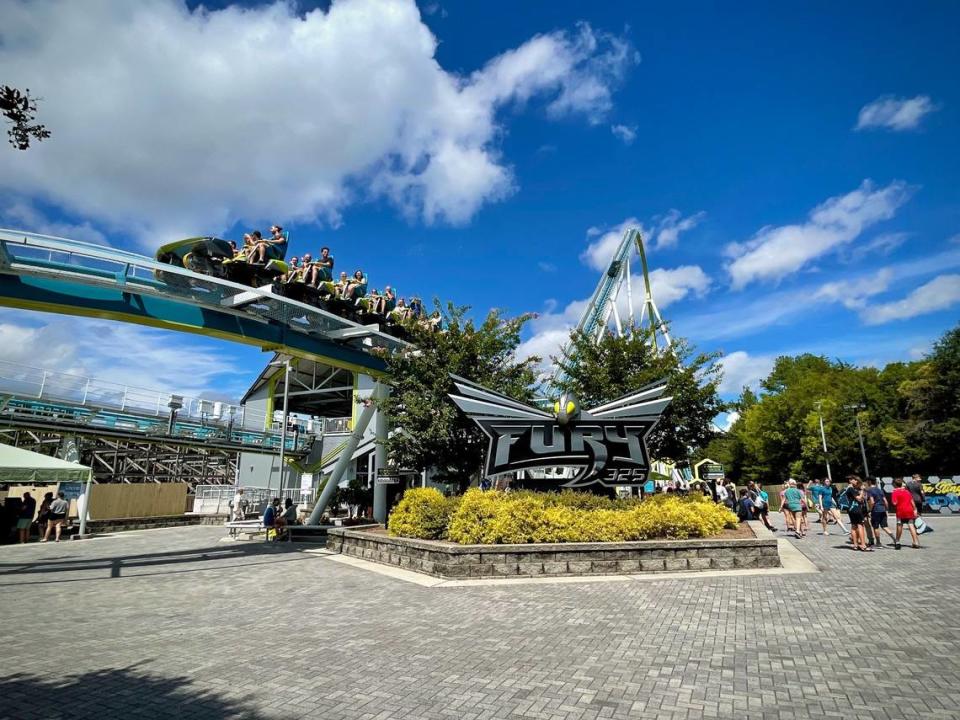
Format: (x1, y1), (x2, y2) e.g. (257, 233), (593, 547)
(0, 427), (238, 486)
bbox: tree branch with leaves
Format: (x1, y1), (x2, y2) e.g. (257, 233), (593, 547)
(2, 85), (51, 150)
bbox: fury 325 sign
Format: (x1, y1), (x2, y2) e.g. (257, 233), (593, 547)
(449, 376), (671, 488)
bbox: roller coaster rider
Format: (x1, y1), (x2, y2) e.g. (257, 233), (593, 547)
(250, 224), (287, 264)
(343, 269), (367, 300)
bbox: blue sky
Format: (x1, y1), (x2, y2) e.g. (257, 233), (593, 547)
(1, 0), (958, 412)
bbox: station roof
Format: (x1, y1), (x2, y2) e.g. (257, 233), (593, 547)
(241, 353), (354, 419)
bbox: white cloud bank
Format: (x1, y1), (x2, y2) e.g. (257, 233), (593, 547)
(718, 351), (774, 395)
(580, 210), (705, 270)
(725, 180), (913, 289)
(861, 274), (960, 325)
(0, 310), (247, 400)
(855, 95), (937, 131)
(0, 0), (637, 244)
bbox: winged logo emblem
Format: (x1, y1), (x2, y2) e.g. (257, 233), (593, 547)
(448, 375), (671, 487)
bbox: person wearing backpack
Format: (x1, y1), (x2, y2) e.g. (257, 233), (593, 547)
(736, 489), (755, 523)
(866, 477), (896, 548)
(844, 476), (870, 551)
(749, 482), (776, 531)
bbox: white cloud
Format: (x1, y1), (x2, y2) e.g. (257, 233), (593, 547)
(718, 351), (774, 395)
(717, 410), (739, 431)
(814, 269), (893, 310)
(855, 95), (937, 131)
(2, 200), (108, 246)
(680, 248), (960, 343)
(861, 274), (960, 325)
(651, 209), (706, 250)
(580, 218), (642, 271)
(644, 266), (711, 308)
(537, 261), (557, 273)
(725, 180), (913, 289)
(610, 123), (637, 145)
(845, 232), (909, 262)
(0, 0), (637, 245)
(0, 310), (247, 400)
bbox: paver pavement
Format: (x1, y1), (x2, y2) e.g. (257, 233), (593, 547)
(1, 519), (959, 720)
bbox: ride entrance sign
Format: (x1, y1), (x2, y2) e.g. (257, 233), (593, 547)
(449, 376), (671, 488)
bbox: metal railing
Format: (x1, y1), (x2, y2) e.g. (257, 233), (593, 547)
(0, 359), (267, 428)
(0, 228), (408, 356)
(193, 484), (313, 515)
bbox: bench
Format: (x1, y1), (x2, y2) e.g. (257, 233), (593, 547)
(224, 520), (267, 540)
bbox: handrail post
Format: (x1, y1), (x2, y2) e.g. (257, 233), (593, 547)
(120, 386), (127, 411)
(38, 371), (47, 400)
(81, 378), (90, 405)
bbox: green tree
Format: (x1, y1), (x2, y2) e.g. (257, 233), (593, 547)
(379, 303), (538, 489)
(901, 323), (960, 470)
(554, 329), (725, 463)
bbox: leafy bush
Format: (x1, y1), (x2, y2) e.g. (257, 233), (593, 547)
(387, 488), (459, 540)
(394, 488), (738, 544)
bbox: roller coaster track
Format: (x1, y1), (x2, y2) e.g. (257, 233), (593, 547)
(0, 228), (410, 375)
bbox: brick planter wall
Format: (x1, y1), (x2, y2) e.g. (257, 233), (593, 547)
(326, 527), (780, 579)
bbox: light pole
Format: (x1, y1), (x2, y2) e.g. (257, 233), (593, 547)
(267, 358), (292, 499)
(167, 395), (183, 435)
(815, 401), (833, 483)
(845, 404), (871, 478)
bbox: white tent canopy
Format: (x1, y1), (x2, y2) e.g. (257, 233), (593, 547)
(0, 444), (90, 483)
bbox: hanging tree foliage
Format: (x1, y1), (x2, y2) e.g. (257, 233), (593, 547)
(1, 85), (51, 150)
(553, 328), (725, 464)
(378, 303), (539, 488)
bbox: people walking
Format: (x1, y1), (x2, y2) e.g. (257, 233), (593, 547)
(783, 479), (805, 539)
(844, 476), (870, 551)
(906, 474), (925, 517)
(817, 478), (848, 535)
(231, 487), (247, 521)
(891, 477), (921, 549)
(749, 482), (776, 531)
(865, 477), (896, 548)
(798, 481), (810, 535)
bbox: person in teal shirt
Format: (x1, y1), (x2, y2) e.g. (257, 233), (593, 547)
(783, 479), (805, 538)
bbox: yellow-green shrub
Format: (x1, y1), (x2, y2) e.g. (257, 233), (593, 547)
(436, 489), (738, 544)
(387, 487), (457, 540)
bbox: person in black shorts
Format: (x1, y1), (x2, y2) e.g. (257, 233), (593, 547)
(865, 477), (896, 548)
(844, 476), (870, 551)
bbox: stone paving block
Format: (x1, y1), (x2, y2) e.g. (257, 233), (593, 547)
(518, 562), (545, 576)
(590, 560), (618, 573)
(4, 522), (958, 720)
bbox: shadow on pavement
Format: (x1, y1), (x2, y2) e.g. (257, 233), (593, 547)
(0, 542), (314, 584)
(0, 664), (268, 720)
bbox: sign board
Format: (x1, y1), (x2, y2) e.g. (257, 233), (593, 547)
(375, 469), (401, 485)
(58, 481), (86, 501)
(449, 375), (671, 488)
(703, 464), (724, 480)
